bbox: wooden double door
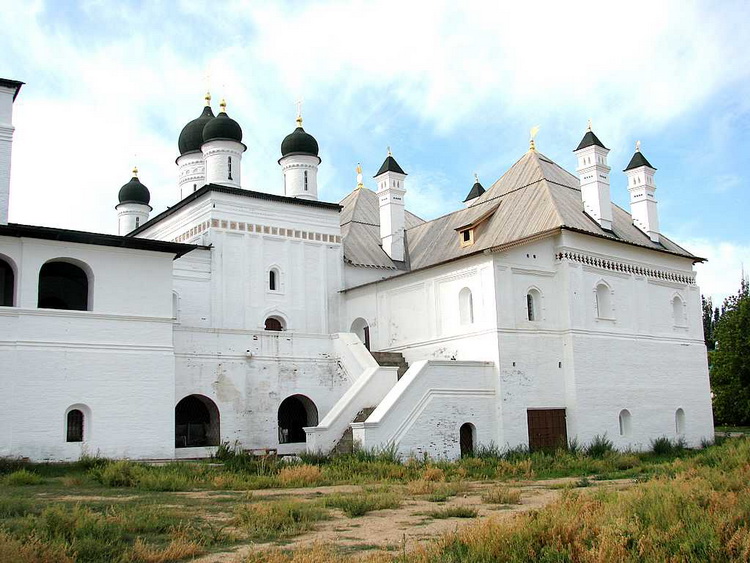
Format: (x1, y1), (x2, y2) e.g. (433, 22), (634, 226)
(527, 409), (568, 452)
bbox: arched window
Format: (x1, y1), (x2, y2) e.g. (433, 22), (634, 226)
(265, 316), (284, 331)
(675, 408), (685, 435)
(459, 287), (474, 325)
(227, 156), (233, 180)
(0, 257), (15, 307)
(526, 288), (541, 321)
(619, 409), (631, 437)
(172, 291), (180, 321)
(175, 394), (220, 448)
(38, 260), (90, 311)
(596, 282), (612, 319)
(672, 295), (686, 326)
(350, 317), (371, 350)
(269, 268), (280, 292)
(66, 409), (84, 442)
(304, 170), (308, 191)
(460, 422), (475, 457)
(278, 395), (318, 444)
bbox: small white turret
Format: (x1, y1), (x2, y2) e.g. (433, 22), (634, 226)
(201, 99), (246, 188)
(574, 121), (613, 230)
(625, 141), (660, 243)
(116, 167), (152, 235)
(0, 78), (23, 225)
(463, 174), (485, 207)
(279, 108), (321, 200)
(374, 148), (407, 262)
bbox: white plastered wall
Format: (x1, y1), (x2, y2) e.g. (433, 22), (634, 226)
(0, 237), (178, 460)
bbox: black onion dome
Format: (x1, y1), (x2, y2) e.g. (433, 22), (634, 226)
(281, 126), (319, 157)
(178, 105), (215, 155)
(202, 110), (242, 143)
(118, 174), (150, 205)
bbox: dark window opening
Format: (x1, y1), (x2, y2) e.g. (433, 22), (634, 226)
(462, 230), (471, 242)
(175, 395), (220, 448)
(38, 261), (89, 311)
(228, 156), (233, 180)
(0, 259), (14, 306)
(135, 217), (140, 228)
(265, 317), (283, 331)
(526, 293), (535, 321)
(278, 395), (318, 444)
(67, 409), (84, 442)
(460, 423), (474, 457)
(269, 270), (277, 291)
(304, 170), (308, 191)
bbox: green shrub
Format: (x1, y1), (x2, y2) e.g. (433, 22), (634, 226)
(585, 434), (614, 458)
(4, 469), (43, 486)
(650, 436), (683, 455)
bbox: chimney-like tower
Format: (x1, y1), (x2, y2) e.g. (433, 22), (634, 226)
(573, 122), (612, 230)
(374, 149), (407, 262)
(0, 78), (23, 225)
(625, 141), (659, 243)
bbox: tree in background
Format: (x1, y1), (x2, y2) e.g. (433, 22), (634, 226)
(702, 295), (720, 351)
(710, 276), (750, 425)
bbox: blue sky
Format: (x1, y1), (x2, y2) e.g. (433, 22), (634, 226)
(2, 0), (749, 304)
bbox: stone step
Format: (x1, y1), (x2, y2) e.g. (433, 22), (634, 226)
(332, 407), (377, 455)
(371, 351), (409, 380)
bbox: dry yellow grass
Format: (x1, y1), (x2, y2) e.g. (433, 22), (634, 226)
(278, 464), (323, 487)
(128, 537), (204, 562)
(481, 485), (522, 504)
(421, 467), (445, 482)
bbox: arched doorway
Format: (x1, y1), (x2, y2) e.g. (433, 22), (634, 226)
(38, 260), (90, 311)
(350, 317), (370, 350)
(278, 395), (318, 444)
(0, 257), (14, 307)
(175, 394), (220, 447)
(460, 423), (475, 457)
(265, 316), (284, 331)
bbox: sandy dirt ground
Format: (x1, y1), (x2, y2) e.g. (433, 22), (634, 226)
(192, 477), (635, 562)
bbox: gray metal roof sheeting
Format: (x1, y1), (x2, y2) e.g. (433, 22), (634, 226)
(339, 151), (698, 273)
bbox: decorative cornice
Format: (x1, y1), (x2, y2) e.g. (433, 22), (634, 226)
(556, 250), (695, 285)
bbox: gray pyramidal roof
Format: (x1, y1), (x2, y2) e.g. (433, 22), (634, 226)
(575, 130), (608, 151)
(374, 155), (406, 176)
(624, 150), (656, 171)
(340, 150), (697, 274)
(463, 181), (485, 202)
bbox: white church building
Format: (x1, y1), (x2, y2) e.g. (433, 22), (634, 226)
(0, 78), (714, 461)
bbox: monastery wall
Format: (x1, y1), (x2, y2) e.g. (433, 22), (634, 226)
(173, 329), (352, 455)
(0, 238), (177, 461)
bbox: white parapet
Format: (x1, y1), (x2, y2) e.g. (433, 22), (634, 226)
(304, 333), (399, 453)
(351, 360), (496, 460)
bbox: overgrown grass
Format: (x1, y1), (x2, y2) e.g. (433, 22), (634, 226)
(481, 485), (521, 505)
(322, 490), (401, 517)
(426, 506), (478, 519)
(4, 469), (44, 486)
(235, 500), (328, 540)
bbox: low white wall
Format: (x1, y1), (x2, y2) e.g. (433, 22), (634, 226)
(352, 360), (496, 460)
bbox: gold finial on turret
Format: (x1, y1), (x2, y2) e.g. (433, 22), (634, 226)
(296, 100), (303, 126)
(132, 166), (138, 178)
(635, 140), (641, 152)
(387, 146), (392, 157)
(356, 163), (364, 189)
(205, 91), (212, 106)
(219, 98), (227, 113)
(587, 118), (592, 131)
(529, 125), (540, 152)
